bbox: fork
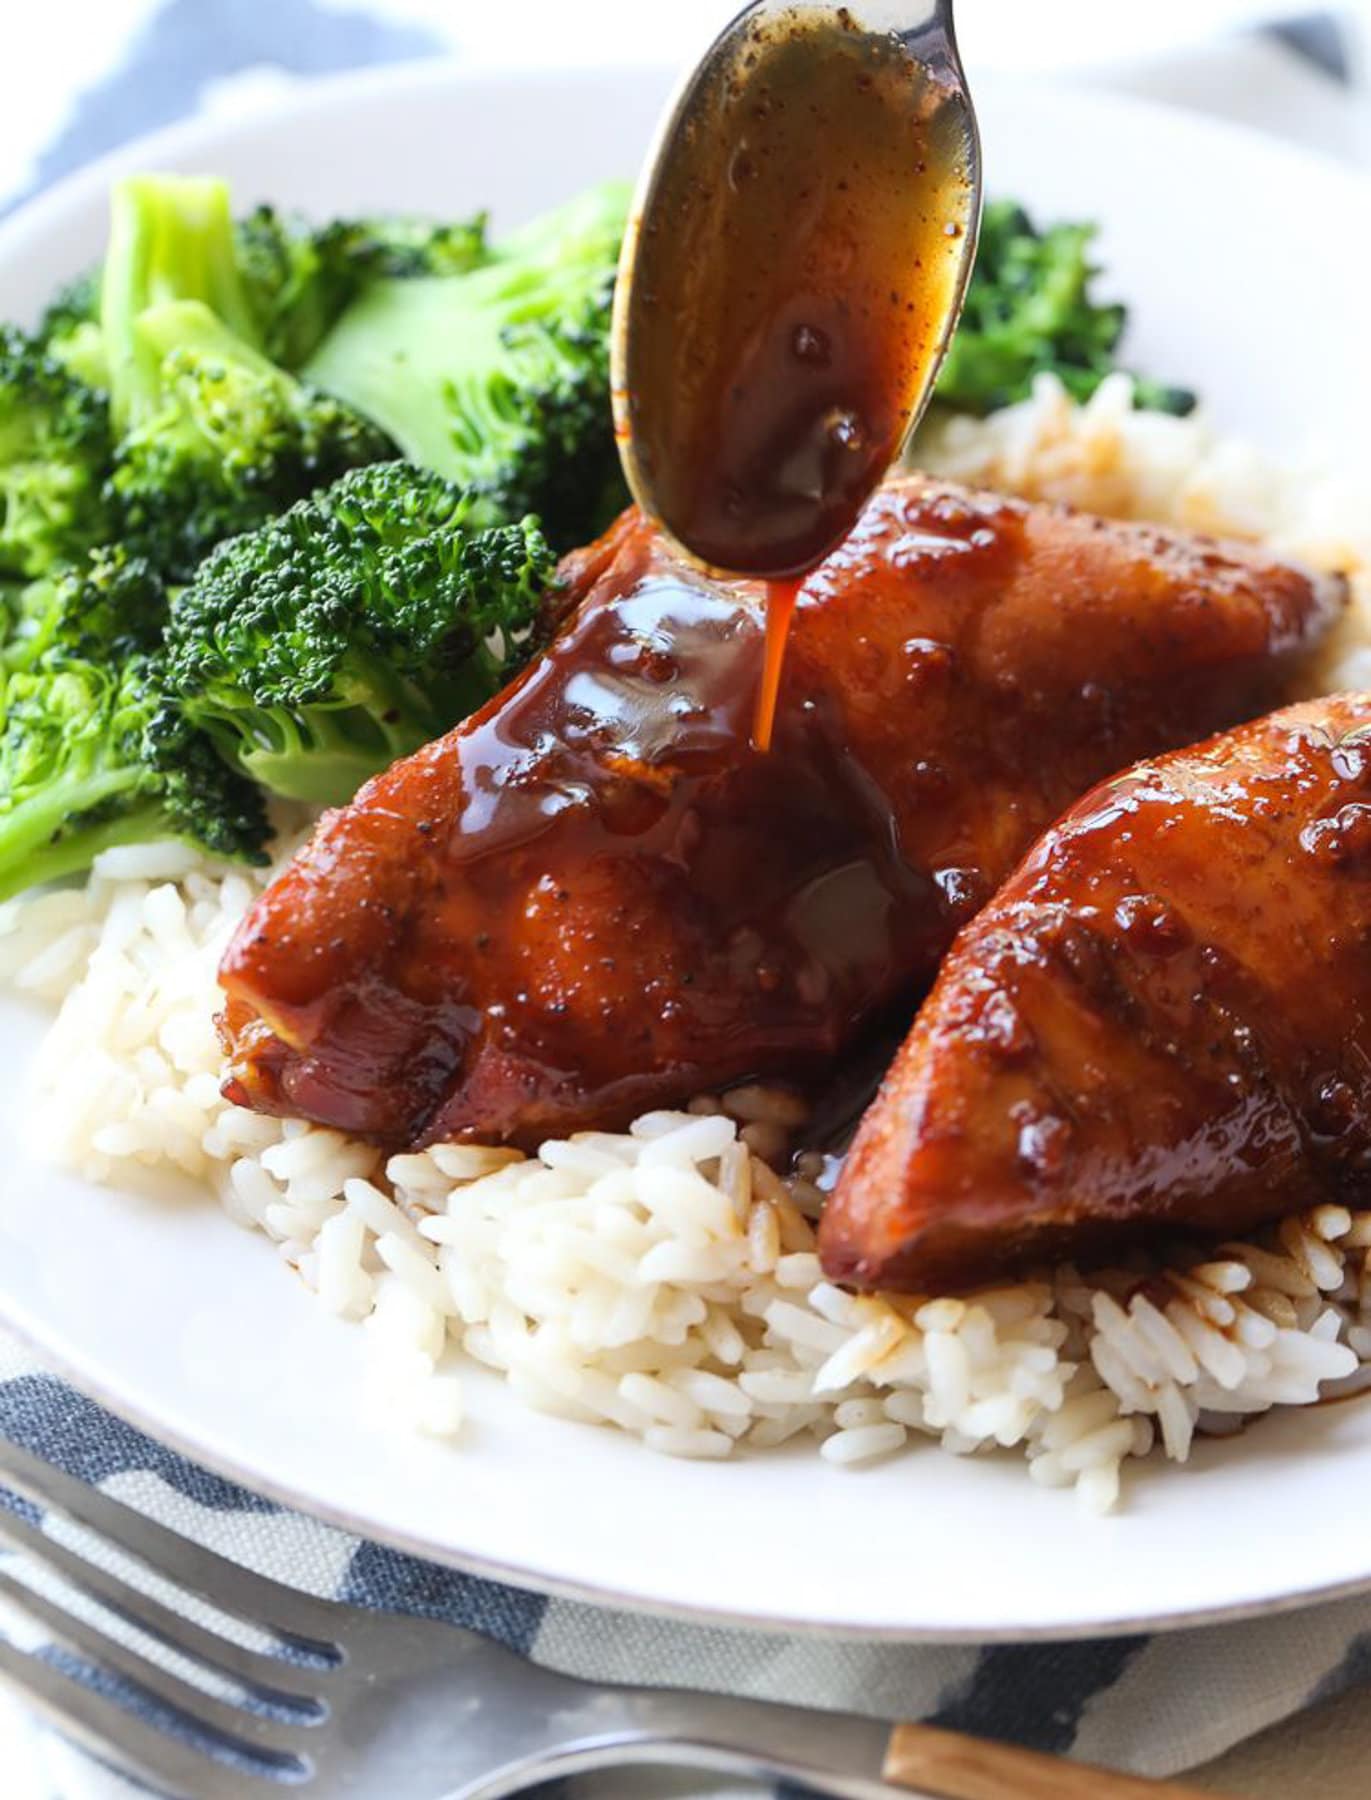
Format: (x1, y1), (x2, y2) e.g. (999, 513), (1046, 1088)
(0, 1434), (1223, 1799)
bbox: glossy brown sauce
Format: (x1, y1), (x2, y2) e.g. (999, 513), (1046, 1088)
(222, 540), (934, 1142)
(619, 2), (975, 581)
(821, 696), (1371, 1291)
(221, 486), (1342, 1151)
(755, 577), (803, 749)
(433, 565), (925, 1027)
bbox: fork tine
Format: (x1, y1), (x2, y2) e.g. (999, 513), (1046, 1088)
(0, 1500), (323, 1704)
(0, 1564), (313, 1763)
(0, 1635), (279, 1799)
(0, 1435), (344, 1650)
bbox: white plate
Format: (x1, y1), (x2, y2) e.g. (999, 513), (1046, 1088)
(1, 61), (1369, 1642)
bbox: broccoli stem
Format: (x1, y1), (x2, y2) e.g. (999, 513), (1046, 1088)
(232, 740), (403, 806)
(196, 656), (446, 805)
(102, 175), (261, 429)
(0, 771), (164, 903)
(132, 298), (285, 386)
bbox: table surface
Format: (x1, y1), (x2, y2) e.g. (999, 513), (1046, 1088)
(1195, 1679), (1371, 1796)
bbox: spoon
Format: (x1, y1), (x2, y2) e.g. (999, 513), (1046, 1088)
(611, 0), (982, 585)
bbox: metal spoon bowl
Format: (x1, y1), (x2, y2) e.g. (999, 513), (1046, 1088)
(612, 0), (981, 581)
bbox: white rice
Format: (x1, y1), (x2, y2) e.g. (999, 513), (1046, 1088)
(918, 371), (1371, 696)
(3, 375), (1369, 1511)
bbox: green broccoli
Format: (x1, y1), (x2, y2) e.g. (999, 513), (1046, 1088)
(37, 267), (100, 343)
(108, 297), (394, 581)
(935, 201), (1195, 418)
(36, 205), (493, 386)
(303, 184), (630, 548)
(0, 325), (112, 580)
(101, 175), (261, 396)
(163, 461), (554, 805)
(321, 213), (490, 281)
(101, 174), (394, 581)
(0, 650), (269, 902)
(0, 537), (267, 900)
(4, 548), (168, 675)
(35, 268), (110, 390)
(236, 205), (490, 369)
(0, 580), (26, 651)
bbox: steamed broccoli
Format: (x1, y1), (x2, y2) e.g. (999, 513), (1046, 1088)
(934, 201), (1195, 418)
(0, 325), (112, 579)
(0, 539), (267, 899)
(303, 184), (630, 547)
(36, 205), (493, 385)
(4, 548), (168, 675)
(101, 175), (394, 580)
(108, 298), (395, 581)
(36, 268), (110, 390)
(164, 461), (553, 804)
(319, 213), (490, 281)
(37, 267), (101, 345)
(236, 205), (490, 369)
(0, 650), (268, 901)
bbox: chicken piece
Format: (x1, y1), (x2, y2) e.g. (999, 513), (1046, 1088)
(821, 694), (1371, 1293)
(219, 479), (1342, 1147)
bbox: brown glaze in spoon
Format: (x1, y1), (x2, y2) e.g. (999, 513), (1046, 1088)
(611, 0), (982, 584)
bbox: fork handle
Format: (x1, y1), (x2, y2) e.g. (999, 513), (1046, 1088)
(882, 1722), (1220, 1797)
(474, 1692), (1230, 1800)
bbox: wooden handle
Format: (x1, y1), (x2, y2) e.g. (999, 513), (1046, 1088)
(883, 1722), (1227, 1799)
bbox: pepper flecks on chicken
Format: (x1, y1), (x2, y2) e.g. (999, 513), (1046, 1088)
(218, 477), (1342, 1149)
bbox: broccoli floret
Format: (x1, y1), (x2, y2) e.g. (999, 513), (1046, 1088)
(0, 580), (26, 650)
(101, 175), (260, 410)
(0, 649), (268, 902)
(38, 267), (101, 343)
(36, 267), (110, 391)
(5, 548), (167, 675)
(38, 205), (492, 385)
(100, 175), (393, 580)
(0, 325), (112, 580)
(236, 205), (489, 368)
(108, 298), (394, 580)
(0, 493), (266, 900)
(0, 531), (266, 899)
(303, 184), (630, 548)
(163, 461), (554, 805)
(326, 213), (490, 281)
(935, 200), (1196, 419)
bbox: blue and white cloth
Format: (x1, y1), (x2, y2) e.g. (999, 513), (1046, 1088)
(1, 4), (1369, 1795)
(3, 1321), (1371, 1799)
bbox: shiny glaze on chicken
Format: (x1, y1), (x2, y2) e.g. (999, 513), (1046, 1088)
(822, 694), (1371, 1292)
(219, 478), (1341, 1147)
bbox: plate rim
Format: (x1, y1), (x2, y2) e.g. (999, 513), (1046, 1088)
(4, 52), (1370, 266)
(8, 1284), (1371, 1645)
(2, 55), (1370, 1643)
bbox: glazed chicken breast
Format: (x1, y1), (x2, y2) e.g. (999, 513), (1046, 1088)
(219, 478), (1342, 1148)
(821, 694), (1371, 1292)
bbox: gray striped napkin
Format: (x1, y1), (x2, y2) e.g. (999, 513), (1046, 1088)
(2, 1327), (1370, 1798)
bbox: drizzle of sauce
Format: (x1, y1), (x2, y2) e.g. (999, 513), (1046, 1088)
(221, 491), (1343, 1154)
(755, 577), (804, 750)
(618, 2), (975, 583)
